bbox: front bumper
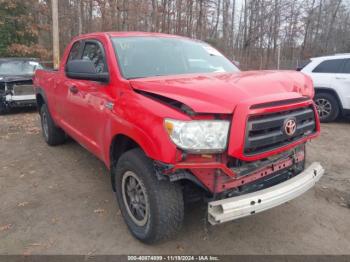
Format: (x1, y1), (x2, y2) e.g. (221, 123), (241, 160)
(208, 162), (324, 225)
(5, 94), (36, 102)
(2, 94), (36, 108)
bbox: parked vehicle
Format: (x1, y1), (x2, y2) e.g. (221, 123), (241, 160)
(0, 58), (43, 114)
(300, 54), (350, 122)
(34, 32), (324, 243)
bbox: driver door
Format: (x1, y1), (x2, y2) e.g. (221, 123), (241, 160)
(59, 39), (111, 156)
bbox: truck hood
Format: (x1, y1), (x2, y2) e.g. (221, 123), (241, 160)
(0, 75), (33, 83)
(130, 71), (314, 114)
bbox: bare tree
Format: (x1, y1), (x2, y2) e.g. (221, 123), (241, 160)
(5, 0), (350, 70)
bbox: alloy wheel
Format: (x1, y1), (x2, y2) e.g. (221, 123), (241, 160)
(121, 171), (149, 226)
(315, 98), (332, 119)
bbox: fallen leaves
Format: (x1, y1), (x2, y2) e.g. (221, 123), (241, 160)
(51, 218), (59, 224)
(94, 208), (105, 214)
(28, 243), (42, 247)
(26, 127), (41, 135)
(17, 202), (29, 207)
(87, 248), (97, 256)
(0, 224), (13, 232)
(22, 239), (56, 255)
(176, 244), (184, 252)
(0, 112), (40, 139)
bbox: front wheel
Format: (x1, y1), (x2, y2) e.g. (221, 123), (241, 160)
(314, 93), (339, 122)
(114, 148), (184, 244)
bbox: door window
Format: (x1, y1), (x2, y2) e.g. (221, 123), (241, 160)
(342, 59), (350, 74)
(68, 41), (81, 61)
(312, 59), (344, 73)
(82, 42), (107, 73)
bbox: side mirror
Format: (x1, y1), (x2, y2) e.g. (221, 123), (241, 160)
(65, 60), (109, 82)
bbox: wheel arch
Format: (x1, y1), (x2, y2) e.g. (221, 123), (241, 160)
(34, 87), (48, 111)
(314, 87), (344, 112)
(109, 133), (144, 192)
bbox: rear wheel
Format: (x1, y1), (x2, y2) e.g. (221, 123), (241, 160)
(314, 93), (339, 122)
(114, 148), (184, 244)
(40, 104), (66, 145)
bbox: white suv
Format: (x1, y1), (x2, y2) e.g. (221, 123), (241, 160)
(301, 54), (350, 122)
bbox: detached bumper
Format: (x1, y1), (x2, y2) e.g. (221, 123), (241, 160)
(208, 162), (324, 225)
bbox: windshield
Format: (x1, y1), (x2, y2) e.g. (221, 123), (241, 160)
(0, 60), (43, 76)
(112, 37), (239, 79)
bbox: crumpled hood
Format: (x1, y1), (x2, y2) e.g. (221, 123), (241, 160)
(0, 75), (33, 83)
(130, 71), (314, 114)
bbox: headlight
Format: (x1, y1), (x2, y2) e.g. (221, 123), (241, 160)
(164, 118), (230, 153)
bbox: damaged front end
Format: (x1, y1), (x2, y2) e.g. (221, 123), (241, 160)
(154, 98), (323, 224)
(0, 79), (36, 113)
(158, 144), (307, 198)
(155, 141), (324, 225)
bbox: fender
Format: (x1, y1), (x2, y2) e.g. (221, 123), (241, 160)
(103, 113), (178, 168)
(34, 86), (63, 128)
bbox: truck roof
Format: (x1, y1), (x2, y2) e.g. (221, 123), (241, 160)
(72, 31), (192, 41)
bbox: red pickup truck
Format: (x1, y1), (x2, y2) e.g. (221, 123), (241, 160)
(34, 32), (324, 243)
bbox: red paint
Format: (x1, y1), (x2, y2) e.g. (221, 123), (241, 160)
(34, 32), (320, 194)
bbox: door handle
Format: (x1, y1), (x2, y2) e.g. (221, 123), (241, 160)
(69, 85), (78, 94)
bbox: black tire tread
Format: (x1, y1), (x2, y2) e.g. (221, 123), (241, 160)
(40, 104), (66, 146)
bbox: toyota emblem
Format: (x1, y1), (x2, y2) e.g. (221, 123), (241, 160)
(284, 118), (297, 136)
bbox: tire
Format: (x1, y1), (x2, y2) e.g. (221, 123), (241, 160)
(0, 101), (8, 115)
(314, 93), (339, 122)
(114, 148), (184, 244)
(40, 104), (66, 145)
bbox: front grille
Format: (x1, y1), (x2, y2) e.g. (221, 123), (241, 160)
(8, 81), (34, 96)
(244, 106), (316, 155)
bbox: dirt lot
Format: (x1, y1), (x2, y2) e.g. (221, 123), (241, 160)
(0, 110), (350, 255)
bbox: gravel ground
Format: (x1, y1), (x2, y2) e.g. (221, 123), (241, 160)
(0, 109), (349, 255)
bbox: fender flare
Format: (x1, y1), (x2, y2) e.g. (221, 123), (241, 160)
(105, 125), (164, 166)
(34, 86), (49, 108)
